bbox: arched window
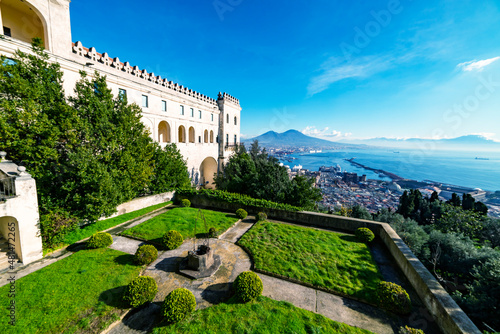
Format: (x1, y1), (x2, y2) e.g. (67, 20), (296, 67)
(178, 125), (186, 143)
(234, 116), (237, 125)
(204, 130), (208, 143)
(158, 121), (171, 143)
(189, 127), (195, 143)
(210, 130), (214, 143)
(1, 1), (47, 48)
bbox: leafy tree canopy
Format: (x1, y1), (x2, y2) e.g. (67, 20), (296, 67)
(214, 140), (322, 209)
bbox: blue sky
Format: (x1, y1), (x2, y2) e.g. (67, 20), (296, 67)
(70, 0), (500, 142)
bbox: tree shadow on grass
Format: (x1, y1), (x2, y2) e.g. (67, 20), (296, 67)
(98, 285), (128, 308)
(120, 301), (162, 332)
(66, 242), (87, 252)
(113, 254), (136, 266)
(339, 234), (360, 243)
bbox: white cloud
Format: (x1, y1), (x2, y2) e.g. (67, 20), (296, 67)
(307, 56), (392, 96)
(301, 126), (352, 140)
(457, 57), (500, 72)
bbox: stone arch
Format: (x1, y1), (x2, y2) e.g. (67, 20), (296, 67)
(210, 130), (214, 143)
(178, 125), (186, 143)
(1, 0), (48, 49)
(204, 130), (209, 143)
(158, 121), (171, 143)
(200, 157), (218, 189)
(188, 126), (195, 143)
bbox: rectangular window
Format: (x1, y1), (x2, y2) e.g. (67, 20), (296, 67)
(190, 108), (194, 117)
(198, 110), (202, 119)
(234, 134), (237, 144)
(161, 100), (167, 111)
(3, 27), (11, 37)
(211, 113), (214, 122)
(119, 88), (127, 98)
(180, 105), (184, 115)
(142, 95), (148, 108)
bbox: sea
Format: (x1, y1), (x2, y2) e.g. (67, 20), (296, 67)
(281, 148), (500, 192)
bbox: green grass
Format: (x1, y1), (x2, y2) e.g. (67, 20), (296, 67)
(121, 207), (239, 245)
(152, 296), (374, 334)
(44, 201), (172, 254)
(238, 221), (382, 303)
(0, 248), (141, 334)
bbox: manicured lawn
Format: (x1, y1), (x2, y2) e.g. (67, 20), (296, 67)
(44, 201), (172, 254)
(121, 207), (239, 245)
(238, 221), (382, 303)
(152, 296), (374, 334)
(0, 248), (141, 334)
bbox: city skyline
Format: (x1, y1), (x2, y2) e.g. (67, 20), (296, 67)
(70, 0), (500, 142)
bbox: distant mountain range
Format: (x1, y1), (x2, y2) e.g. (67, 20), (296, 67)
(339, 134), (500, 151)
(242, 130), (363, 149)
(242, 131), (500, 151)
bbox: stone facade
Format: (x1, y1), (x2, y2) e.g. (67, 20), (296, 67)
(0, 0), (241, 188)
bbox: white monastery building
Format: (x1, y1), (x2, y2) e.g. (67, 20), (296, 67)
(0, 0), (241, 266)
(0, 0), (242, 187)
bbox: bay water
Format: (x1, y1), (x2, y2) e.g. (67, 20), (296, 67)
(281, 148), (500, 192)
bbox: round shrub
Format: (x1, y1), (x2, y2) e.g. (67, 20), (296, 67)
(234, 271), (263, 302)
(399, 326), (425, 334)
(377, 281), (411, 315)
(86, 232), (113, 249)
(180, 199), (191, 207)
(257, 212), (267, 221)
(161, 288), (196, 323)
(236, 208), (248, 219)
(134, 244), (158, 265)
(355, 227), (375, 243)
(208, 227), (217, 238)
(123, 276), (158, 308)
(162, 230), (184, 250)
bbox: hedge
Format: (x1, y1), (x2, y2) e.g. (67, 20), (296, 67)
(176, 189), (302, 212)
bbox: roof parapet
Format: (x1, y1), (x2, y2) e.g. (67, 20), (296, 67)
(72, 41), (218, 106)
(217, 92), (240, 106)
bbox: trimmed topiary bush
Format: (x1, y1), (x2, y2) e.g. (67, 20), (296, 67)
(162, 230), (184, 250)
(180, 199), (191, 207)
(123, 276), (158, 308)
(234, 271), (263, 302)
(134, 244), (158, 265)
(377, 281), (411, 315)
(355, 227), (375, 243)
(257, 212), (267, 221)
(86, 232), (113, 249)
(236, 208), (248, 219)
(161, 288), (196, 323)
(399, 326), (425, 334)
(208, 227), (217, 238)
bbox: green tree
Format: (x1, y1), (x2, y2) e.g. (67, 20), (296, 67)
(435, 204), (483, 239)
(447, 193), (461, 207)
(215, 140), (321, 209)
(149, 143), (190, 193)
(63, 71), (156, 220)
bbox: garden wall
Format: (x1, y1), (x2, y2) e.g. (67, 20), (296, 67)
(186, 194), (481, 334)
(101, 192), (174, 220)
